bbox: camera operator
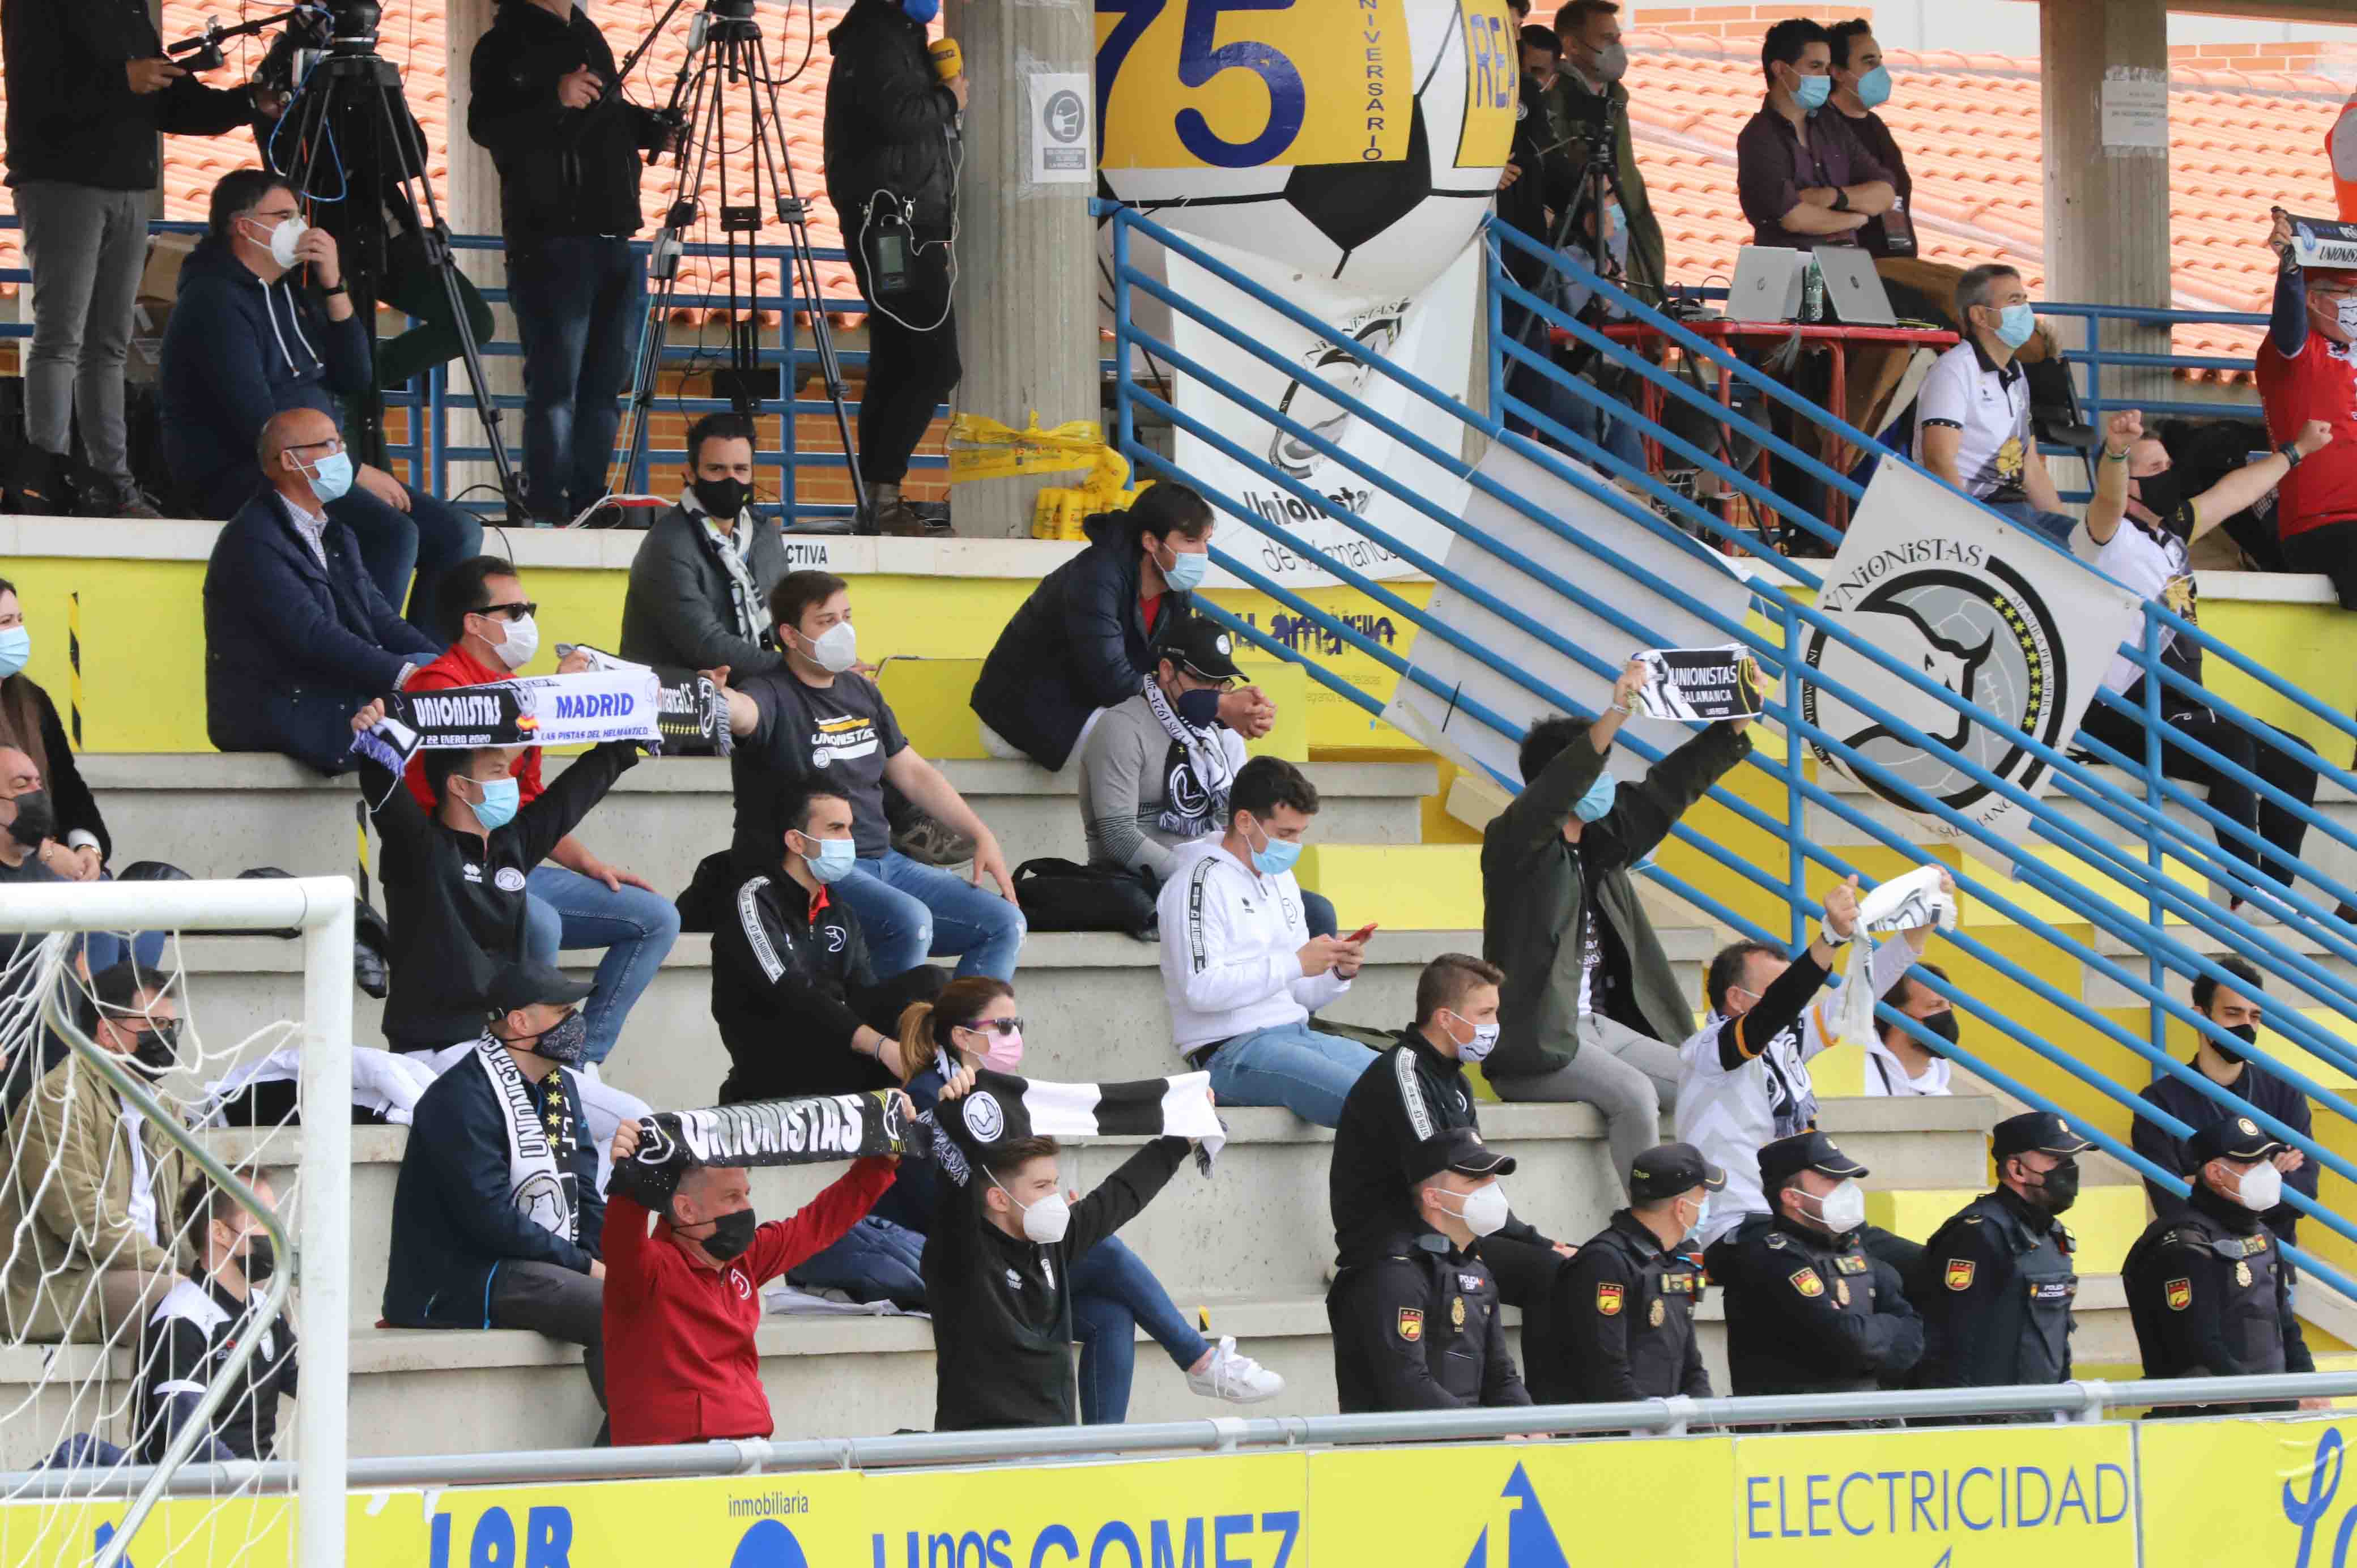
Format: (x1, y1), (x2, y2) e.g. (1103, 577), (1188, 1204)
(468, 0), (675, 526)
(2, 0), (283, 518)
(1547, 2), (1663, 308)
(825, 0), (966, 538)
(255, 9), (494, 464)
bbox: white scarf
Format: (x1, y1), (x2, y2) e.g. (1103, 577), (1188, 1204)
(682, 489), (764, 645)
(1141, 677), (1235, 837)
(474, 1037), (577, 1244)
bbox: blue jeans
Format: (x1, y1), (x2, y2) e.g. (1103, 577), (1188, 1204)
(326, 482), (483, 638)
(1072, 1234), (1211, 1425)
(1500, 304), (1648, 477)
(1204, 1020), (1377, 1127)
(785, 1213), (927, 1305)
(1300, 889), (1338, 940)
(507, 236), (644, 521)
(1989, 498), (2077, 547)
(522, 865), (682, 1064)
(79, 868), (165, 977)
(833, 849), (1026, 982)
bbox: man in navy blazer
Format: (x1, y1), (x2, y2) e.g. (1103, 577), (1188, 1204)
(202, 407), (441, 774)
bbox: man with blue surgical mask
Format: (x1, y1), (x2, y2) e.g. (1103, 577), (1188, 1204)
(1479, 661), (1756, 1198)
(1916, 262), (2078, 544)
(708, 781), (948, 1103)
(1735, 18), (1895, 255)
(1827, 20), (1914, 261)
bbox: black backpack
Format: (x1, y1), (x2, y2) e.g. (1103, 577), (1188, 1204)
(1011, 859), (1158, 939)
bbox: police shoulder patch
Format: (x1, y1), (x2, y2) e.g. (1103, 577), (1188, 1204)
(1597, 1282), (1625, 1315)
(1945, 1258), (1976, 1292)
(1790, 1268), (1824, 1298)
(1397, 1308), (1424, 1341)
(2164, 1277), (2192, 1312)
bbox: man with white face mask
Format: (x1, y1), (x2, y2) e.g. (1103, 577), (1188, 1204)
(1709, 1131), (1923, 1401)
(400, 556), (678, 1068)
(163, 169), (480, 636)
(1330, 1128), (1533, 1413)
(1532, 1142), (1722, 1404)
(2124, 1117), (2322, 1418)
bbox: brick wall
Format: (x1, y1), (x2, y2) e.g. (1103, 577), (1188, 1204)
(1631, 4), (1873, 42)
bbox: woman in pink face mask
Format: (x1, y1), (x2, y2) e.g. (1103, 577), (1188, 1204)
(891, 977), (1286, 1421)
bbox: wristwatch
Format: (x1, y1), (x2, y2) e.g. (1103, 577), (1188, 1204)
(1832, 188), (1851, 213)
(323, 283), (350, 298)
(2282, 441), (2307, 470)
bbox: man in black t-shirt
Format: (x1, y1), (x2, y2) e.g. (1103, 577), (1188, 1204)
(719, 570), (1024, 982)
(137, 1175), (298, 1463)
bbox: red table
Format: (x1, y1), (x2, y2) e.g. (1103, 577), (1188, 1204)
(1551, 319), (1959, 536)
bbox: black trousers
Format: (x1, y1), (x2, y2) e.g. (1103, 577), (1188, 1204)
(488, 1259), (606, 1413)
(846, 223), (961, 488)
(2285, 517), (2357, 611)
(2077, 686), (2320, 892)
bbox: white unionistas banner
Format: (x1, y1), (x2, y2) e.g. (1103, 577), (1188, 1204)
(1796, 461), (2143, 846)
(1165, 235), (1480, 591)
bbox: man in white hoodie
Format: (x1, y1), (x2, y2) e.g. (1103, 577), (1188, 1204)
(1156, 756), (1376, 1126)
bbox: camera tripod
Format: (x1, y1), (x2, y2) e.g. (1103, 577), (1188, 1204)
(607, 0), (865, 531)
(185, 2), (526, 521)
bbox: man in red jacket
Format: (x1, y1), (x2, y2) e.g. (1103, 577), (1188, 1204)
(602, 1115), (902, 1446)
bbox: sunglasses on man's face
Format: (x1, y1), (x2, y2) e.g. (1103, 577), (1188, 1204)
(473, 602), (539, 622)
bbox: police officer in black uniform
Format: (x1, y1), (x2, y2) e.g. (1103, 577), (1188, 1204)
(2124, 1117), (2318, 1418)
(1529, 1142), (1721, 1404)
(1912, 1111), (2088, 1402)
(1707, 1130), (1924, 1400)
(1329, 1128), (1534, 1414)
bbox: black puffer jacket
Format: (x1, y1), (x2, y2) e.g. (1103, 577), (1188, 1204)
(969, 513), (1198, 770)
(823, 0), (960, 232)
(466, 0), (666, 244)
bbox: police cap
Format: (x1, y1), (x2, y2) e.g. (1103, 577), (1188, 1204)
(1406, 1127), (1517, 1186)
(1630, 1141), (1727, 1202)
(1756, 1130), (1868, 1192)
(1992, 1111), (2093, 1161)
(2187, 1117), (2286, 1165)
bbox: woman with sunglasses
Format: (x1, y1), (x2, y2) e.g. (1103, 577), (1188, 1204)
(876, 976), (1284, 1422)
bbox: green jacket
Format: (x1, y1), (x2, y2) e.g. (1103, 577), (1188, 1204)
(1480, 722), (1752, 1081)
(1542, 71), (1665, 307)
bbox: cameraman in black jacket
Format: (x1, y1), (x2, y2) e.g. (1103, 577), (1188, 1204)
(824, 0), (967, 536)
(2, 0), (279, 517)
(468, 0), (673, 524)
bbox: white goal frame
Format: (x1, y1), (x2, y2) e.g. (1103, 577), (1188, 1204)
(0, 876), (354, 1568)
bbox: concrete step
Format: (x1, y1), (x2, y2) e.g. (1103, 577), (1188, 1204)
(80, 753), (1437, 890)
(175, 927), (1672, 1095)
(1863, 1183), (2149, 1275)
(205, 1095), (1999, 1333)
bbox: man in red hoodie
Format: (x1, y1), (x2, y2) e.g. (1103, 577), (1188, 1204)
(602, 1114), (902, 1446)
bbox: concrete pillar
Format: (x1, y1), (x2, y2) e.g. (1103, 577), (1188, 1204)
(442, 0), (522, 509)
(2040, 0), (2174, 410)
(943, 0), (1097, 538)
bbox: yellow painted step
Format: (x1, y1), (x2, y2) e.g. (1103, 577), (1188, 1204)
(1297, 843), (1482, 932)
(1862, 1183), (2148, 1274)
(873, 657), (1308, 761)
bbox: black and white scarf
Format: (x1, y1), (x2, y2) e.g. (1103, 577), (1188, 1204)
(933, 1068), (1225, 1188)
(348, 659), (730, 781)
(476, 1037), (580, 1245)
(563, 644), (735, 757)
(682, 490), (766, 646)
(1141, 678), (1235, 840)
(609, 1088), (918, 1212)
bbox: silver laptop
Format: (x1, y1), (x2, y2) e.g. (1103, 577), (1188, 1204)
(1729, 245), (1806, 323)
(1815, 246), (1898, 326)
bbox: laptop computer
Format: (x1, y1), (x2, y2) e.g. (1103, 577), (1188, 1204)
(1729, 245), (1807, 323)
(1815, 246), (1899, 326)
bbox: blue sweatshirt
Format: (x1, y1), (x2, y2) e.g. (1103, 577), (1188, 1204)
(159, 237), (373, 518)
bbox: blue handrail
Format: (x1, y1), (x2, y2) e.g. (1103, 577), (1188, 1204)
(1102, 197), (2357, 1303)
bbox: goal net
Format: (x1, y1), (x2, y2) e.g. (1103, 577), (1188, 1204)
(0, 879), (353, 1568)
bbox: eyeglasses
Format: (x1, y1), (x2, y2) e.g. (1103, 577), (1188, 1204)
(284, 437), (344, 457)
(959, 1017), (1025, 1037)
(472, 602), (539, 622)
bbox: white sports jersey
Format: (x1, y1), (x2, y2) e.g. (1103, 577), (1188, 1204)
(1677, 937), (1920, 1249)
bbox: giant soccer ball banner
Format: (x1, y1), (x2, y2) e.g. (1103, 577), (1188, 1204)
(1097, 0), (1516, 588)
(1797, 461), (2143, 849)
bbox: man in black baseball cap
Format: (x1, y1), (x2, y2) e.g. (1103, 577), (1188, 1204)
(382, 958), (612, 1438)
(1707, 1131), (1924, 1403)
(1328, 1130), (1532, 1413)
(1530, 1143), (1723, 1404)
(2124, 1114), (2319, 1417)
(1912, 1111), (2092, 1404)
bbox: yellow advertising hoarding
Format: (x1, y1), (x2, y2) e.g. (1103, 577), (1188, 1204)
(2135, 1414), (2350, 1565)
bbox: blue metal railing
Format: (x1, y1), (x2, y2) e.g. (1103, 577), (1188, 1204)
(1104, 198), (2357, 1307)
(0, 219), (938, 524)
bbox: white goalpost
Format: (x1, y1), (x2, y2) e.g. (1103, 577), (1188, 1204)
(0, 877), (352, 1568)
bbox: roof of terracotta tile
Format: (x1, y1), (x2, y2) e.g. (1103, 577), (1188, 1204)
(0, 14), (2343, 372)
(1618, 27), (2351, 380)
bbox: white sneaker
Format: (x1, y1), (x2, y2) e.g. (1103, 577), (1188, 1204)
(1188, 1336), (1285, 1404)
